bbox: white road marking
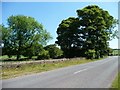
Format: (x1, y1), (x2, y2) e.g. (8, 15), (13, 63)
(73, 58), (115, 75)
(74, 68), (88, 74)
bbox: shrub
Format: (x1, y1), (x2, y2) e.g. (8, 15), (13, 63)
(22, 44), (44, 59)
(85, 49), (96, 59)
(37, 49), (50, 60)
(44, 44), (63, 59)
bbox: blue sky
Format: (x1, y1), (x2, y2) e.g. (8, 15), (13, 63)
(2, 2), (118, 49)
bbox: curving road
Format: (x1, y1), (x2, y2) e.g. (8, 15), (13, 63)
(2, 56), (118, 88)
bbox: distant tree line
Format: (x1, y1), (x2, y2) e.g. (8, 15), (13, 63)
(1, 5), (118, 60)
(111, 49), (120, 56)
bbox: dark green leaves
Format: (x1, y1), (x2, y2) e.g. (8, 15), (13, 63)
(56, 5), (117, 59)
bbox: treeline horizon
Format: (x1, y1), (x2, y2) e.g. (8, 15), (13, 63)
(1, 5), (118, 60)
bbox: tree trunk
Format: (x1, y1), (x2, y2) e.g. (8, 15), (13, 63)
(17, 54), (20, 60)
(16, 39), (21, 60)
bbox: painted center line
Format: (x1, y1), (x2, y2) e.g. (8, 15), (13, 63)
(74, 68), (88, 74)
(73, 58), (114, 75)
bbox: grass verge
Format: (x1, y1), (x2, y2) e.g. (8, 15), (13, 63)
(2, 57), (107, 79)
(111, 72), (120, 89)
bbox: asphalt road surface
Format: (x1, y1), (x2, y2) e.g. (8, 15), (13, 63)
(2, 56), (118, 88)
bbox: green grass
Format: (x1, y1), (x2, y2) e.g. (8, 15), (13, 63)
(0, 55), (27, 60)
(0, 55), (38, 62)
(111, 72), (120, 89)
(0, 55), (9, 59)
(2, 57), (107, 79)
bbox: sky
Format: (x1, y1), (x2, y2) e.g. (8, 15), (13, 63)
(2, 2), (119, 49)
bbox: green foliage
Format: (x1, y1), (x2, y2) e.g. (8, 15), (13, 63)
(1, 25), (14, 58)
(37, 49), (50, 60)
(22, 44), (43, 59)
(44, 44), (63, 58)
(56, 17), (80, 57)
(77, 5), (117, 59)
(56, 5), (117, 58)
(106, 47), (113, 56)
(112, 49), (120, 56)
(85, 49), (96, 59)
(2, 15), (52, 60)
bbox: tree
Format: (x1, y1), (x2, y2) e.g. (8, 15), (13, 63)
(22, 44), (43, 59)
(56, 17), (81, 58)
(44, 44), (63, 58)
(77, 5), (117, 58)
(1, 25), (14, 57)
(3, 15), (52, 60)
(0, 25), (2, 56)
(37, 49), (50, 60)
(56, 5), (117, 59)
(85, 49), (95, 59)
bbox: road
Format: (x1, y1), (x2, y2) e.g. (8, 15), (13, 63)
(2, 56), (118, 88)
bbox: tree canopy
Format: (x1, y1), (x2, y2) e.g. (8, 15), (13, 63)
(2, 15), (52, 60)
(56, 17), (80, 57)
(56, 5), (117, 59)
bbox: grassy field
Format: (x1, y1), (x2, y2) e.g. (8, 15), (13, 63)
(0, 55), (27, 60)
(0, 55), (38, 62)
(111, 72), (120, 89)
(0, 55), (8, 59)
(2, 57), (107, 79)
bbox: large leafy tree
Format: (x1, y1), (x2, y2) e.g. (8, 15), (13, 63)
(56, 5), (117, 59)
(3, 15), (52, 60)
(56, 17), (81, 57)
(77, 5), (117, 58)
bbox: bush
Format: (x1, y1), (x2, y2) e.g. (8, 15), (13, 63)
(95, 51), (100, 59)
(44, 44), (63, 59)
(22, 47), (34, 59)
(22, 44), (43, 59)
(85, 49), (96, 59)
(37, 49), (50, 60)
